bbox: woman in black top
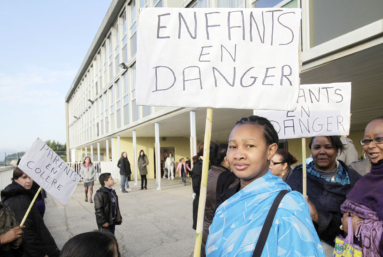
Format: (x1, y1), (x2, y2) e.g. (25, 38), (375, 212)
(117, 152), (131, 193)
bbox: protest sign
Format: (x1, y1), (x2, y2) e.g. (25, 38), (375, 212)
(255, 83), (351, 139)
(18, 138), (81, 205)
(137, 8), (301, 111)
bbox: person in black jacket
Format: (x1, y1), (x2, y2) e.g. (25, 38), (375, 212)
(0, 202), (24, 257)
(191, 141), (217, 230)
(94, 173), (122, 235)
(117, 152), (131, 193)
(1, 168), (60, 257)
(286, 136), (361, 255)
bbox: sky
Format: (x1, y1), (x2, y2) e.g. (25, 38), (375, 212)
(0, 0), (112, 155)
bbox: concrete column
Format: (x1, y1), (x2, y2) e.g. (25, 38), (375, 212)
(85, 147), (87, 157)
(111, 138), (114, 162)
(155, 123), (161, 190)
(190, 111), (197, 157)
(80, 148), (83, 162)
(97, 143), (100, 162)
(117, 136), (121, 160)
(106, 139), (109, 162)
(90, 145), (93, 161)
(133, 130), (138, 186)
(253, 110), (257, 115)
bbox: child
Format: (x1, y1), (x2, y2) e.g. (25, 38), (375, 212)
(94, 173), (122, 235)
(176, 158), (191, 186)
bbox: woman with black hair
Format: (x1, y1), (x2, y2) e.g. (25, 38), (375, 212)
(286, 136), (361, 255)
(117, 152), (131, 193)
(60, 231), (120, 257)
(206, 116), (323, 256)
(138, 150), (149, 190)
(269, 149), (298, 181)
(1, 168), (60, 257)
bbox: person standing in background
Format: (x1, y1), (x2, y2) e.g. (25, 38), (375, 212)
(176, 158), (191, 186)
(185, 157), (191, 177)
(80, 157), (96, 204)
(269, 149), (298, 181)
(337, 136), (359, 166)
(138, 150), (149, 190)
(117, 152), (131, 193)
(165, 153), (175, 180)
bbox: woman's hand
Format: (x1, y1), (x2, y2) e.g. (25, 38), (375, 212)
(341, 213), (349, 234)
(0, 226), (24, 245)
(305, 196), (319, 224)
(102, 222), (109, 227)
(341, 213), (364, 235)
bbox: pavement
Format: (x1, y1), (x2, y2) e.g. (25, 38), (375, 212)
(44, 177), (196, 257)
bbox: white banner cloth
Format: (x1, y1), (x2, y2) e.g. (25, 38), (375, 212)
(18, 139), (80, 205)
(137, 8), (301, 111)
(255, 83), (351, 139)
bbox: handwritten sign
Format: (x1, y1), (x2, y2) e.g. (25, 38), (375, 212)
(18, 139), (81, 205)
(255, 83), (351, 139)
(137, 8), (301, 111)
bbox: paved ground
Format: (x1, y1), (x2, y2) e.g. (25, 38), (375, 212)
(44, 177), (196, 257)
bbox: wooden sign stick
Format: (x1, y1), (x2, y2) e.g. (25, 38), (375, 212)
(20, 186), (42, 226)
(302, 138), (307, 197)
(194, 108), (213, 257)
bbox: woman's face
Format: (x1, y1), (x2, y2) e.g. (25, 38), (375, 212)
(85, 157), (90, 164)
(140, 151), (143, 156)
(15, 173), (33, 190)
(269, 154), (287, 178)
(169, 153), (172, 157)
(363, 119), (383, 163)
(227, 124), (277, 183)
(311, 136), (338, 172)
(123, 152), (127, 158)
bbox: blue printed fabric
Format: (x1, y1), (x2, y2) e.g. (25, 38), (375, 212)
(306, 161), (350, 186)
(206, 171), (325, 257)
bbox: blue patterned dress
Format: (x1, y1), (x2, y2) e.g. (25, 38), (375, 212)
(206, 171), (325, 257)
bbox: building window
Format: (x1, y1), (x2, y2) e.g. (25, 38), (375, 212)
(130, 0), (137, 57)
(131, 64), (138, 121)
(192, 0), (208, 8)
(252, 0), (285, 7)
(218, 0), (245, 7)
(123, 71), (130, 125)
(121, 11), (128, 63)
(141, 0), (148, 8)
(155, 0), (163, 7)
(109, 36), (113, 80)
(143, 106), (151, 117)
(115, 23), (120, 73)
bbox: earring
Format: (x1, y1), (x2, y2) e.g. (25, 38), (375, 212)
(364, 152), (369, 160)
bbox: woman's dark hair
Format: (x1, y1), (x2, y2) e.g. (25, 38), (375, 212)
(138, 150), (146, 161)
(179, 158), (184, 162)
(12, 167), (24, 181)
(192, 141), (218, 165)
(235, 116), (279, 145)
(308, 136), (344, 152)
(275, 149), (298, 166)
(60, 231), (120, 257)
(211, 144), (228, 166)
(99, 173), (111, 186)
(82, 156), (93, 165)
(120, 152), (128, 160)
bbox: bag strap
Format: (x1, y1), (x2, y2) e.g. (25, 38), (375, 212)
(252, 190), (289, 257)
(344, 216), (354, 245)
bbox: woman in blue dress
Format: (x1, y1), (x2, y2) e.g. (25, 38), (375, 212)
(206, 116), (325, 257)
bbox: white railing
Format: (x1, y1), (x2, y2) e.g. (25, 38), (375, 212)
(0, 167), (14, 191)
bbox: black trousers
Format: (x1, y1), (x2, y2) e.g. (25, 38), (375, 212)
(141, 175), (147, 189)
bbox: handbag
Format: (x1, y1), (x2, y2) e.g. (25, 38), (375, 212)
(252, 190), (289, 257)
(333, 217), (362, 257)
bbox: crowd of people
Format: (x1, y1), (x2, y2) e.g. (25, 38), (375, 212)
(0, 115), (382, 256)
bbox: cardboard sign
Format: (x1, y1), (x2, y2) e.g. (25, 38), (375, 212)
(255, 83), (351, 139)
(18, 139), (80, 205)
(137, 8), (301, 111)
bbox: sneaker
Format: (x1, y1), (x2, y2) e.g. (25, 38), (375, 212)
(122, 191), (128, 193)
(120, 188), (122, 192)
(126, 188), (132, 191)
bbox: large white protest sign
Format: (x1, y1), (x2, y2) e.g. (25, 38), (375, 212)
(255, 83), (351, 139)
(18, 139), (81, 205)
(137, 8), (301, 111)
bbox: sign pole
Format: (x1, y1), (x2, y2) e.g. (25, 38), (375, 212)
(194, 108), (213, 257)
(302, 138), (307, 197)
(20, 187), (42, 226)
